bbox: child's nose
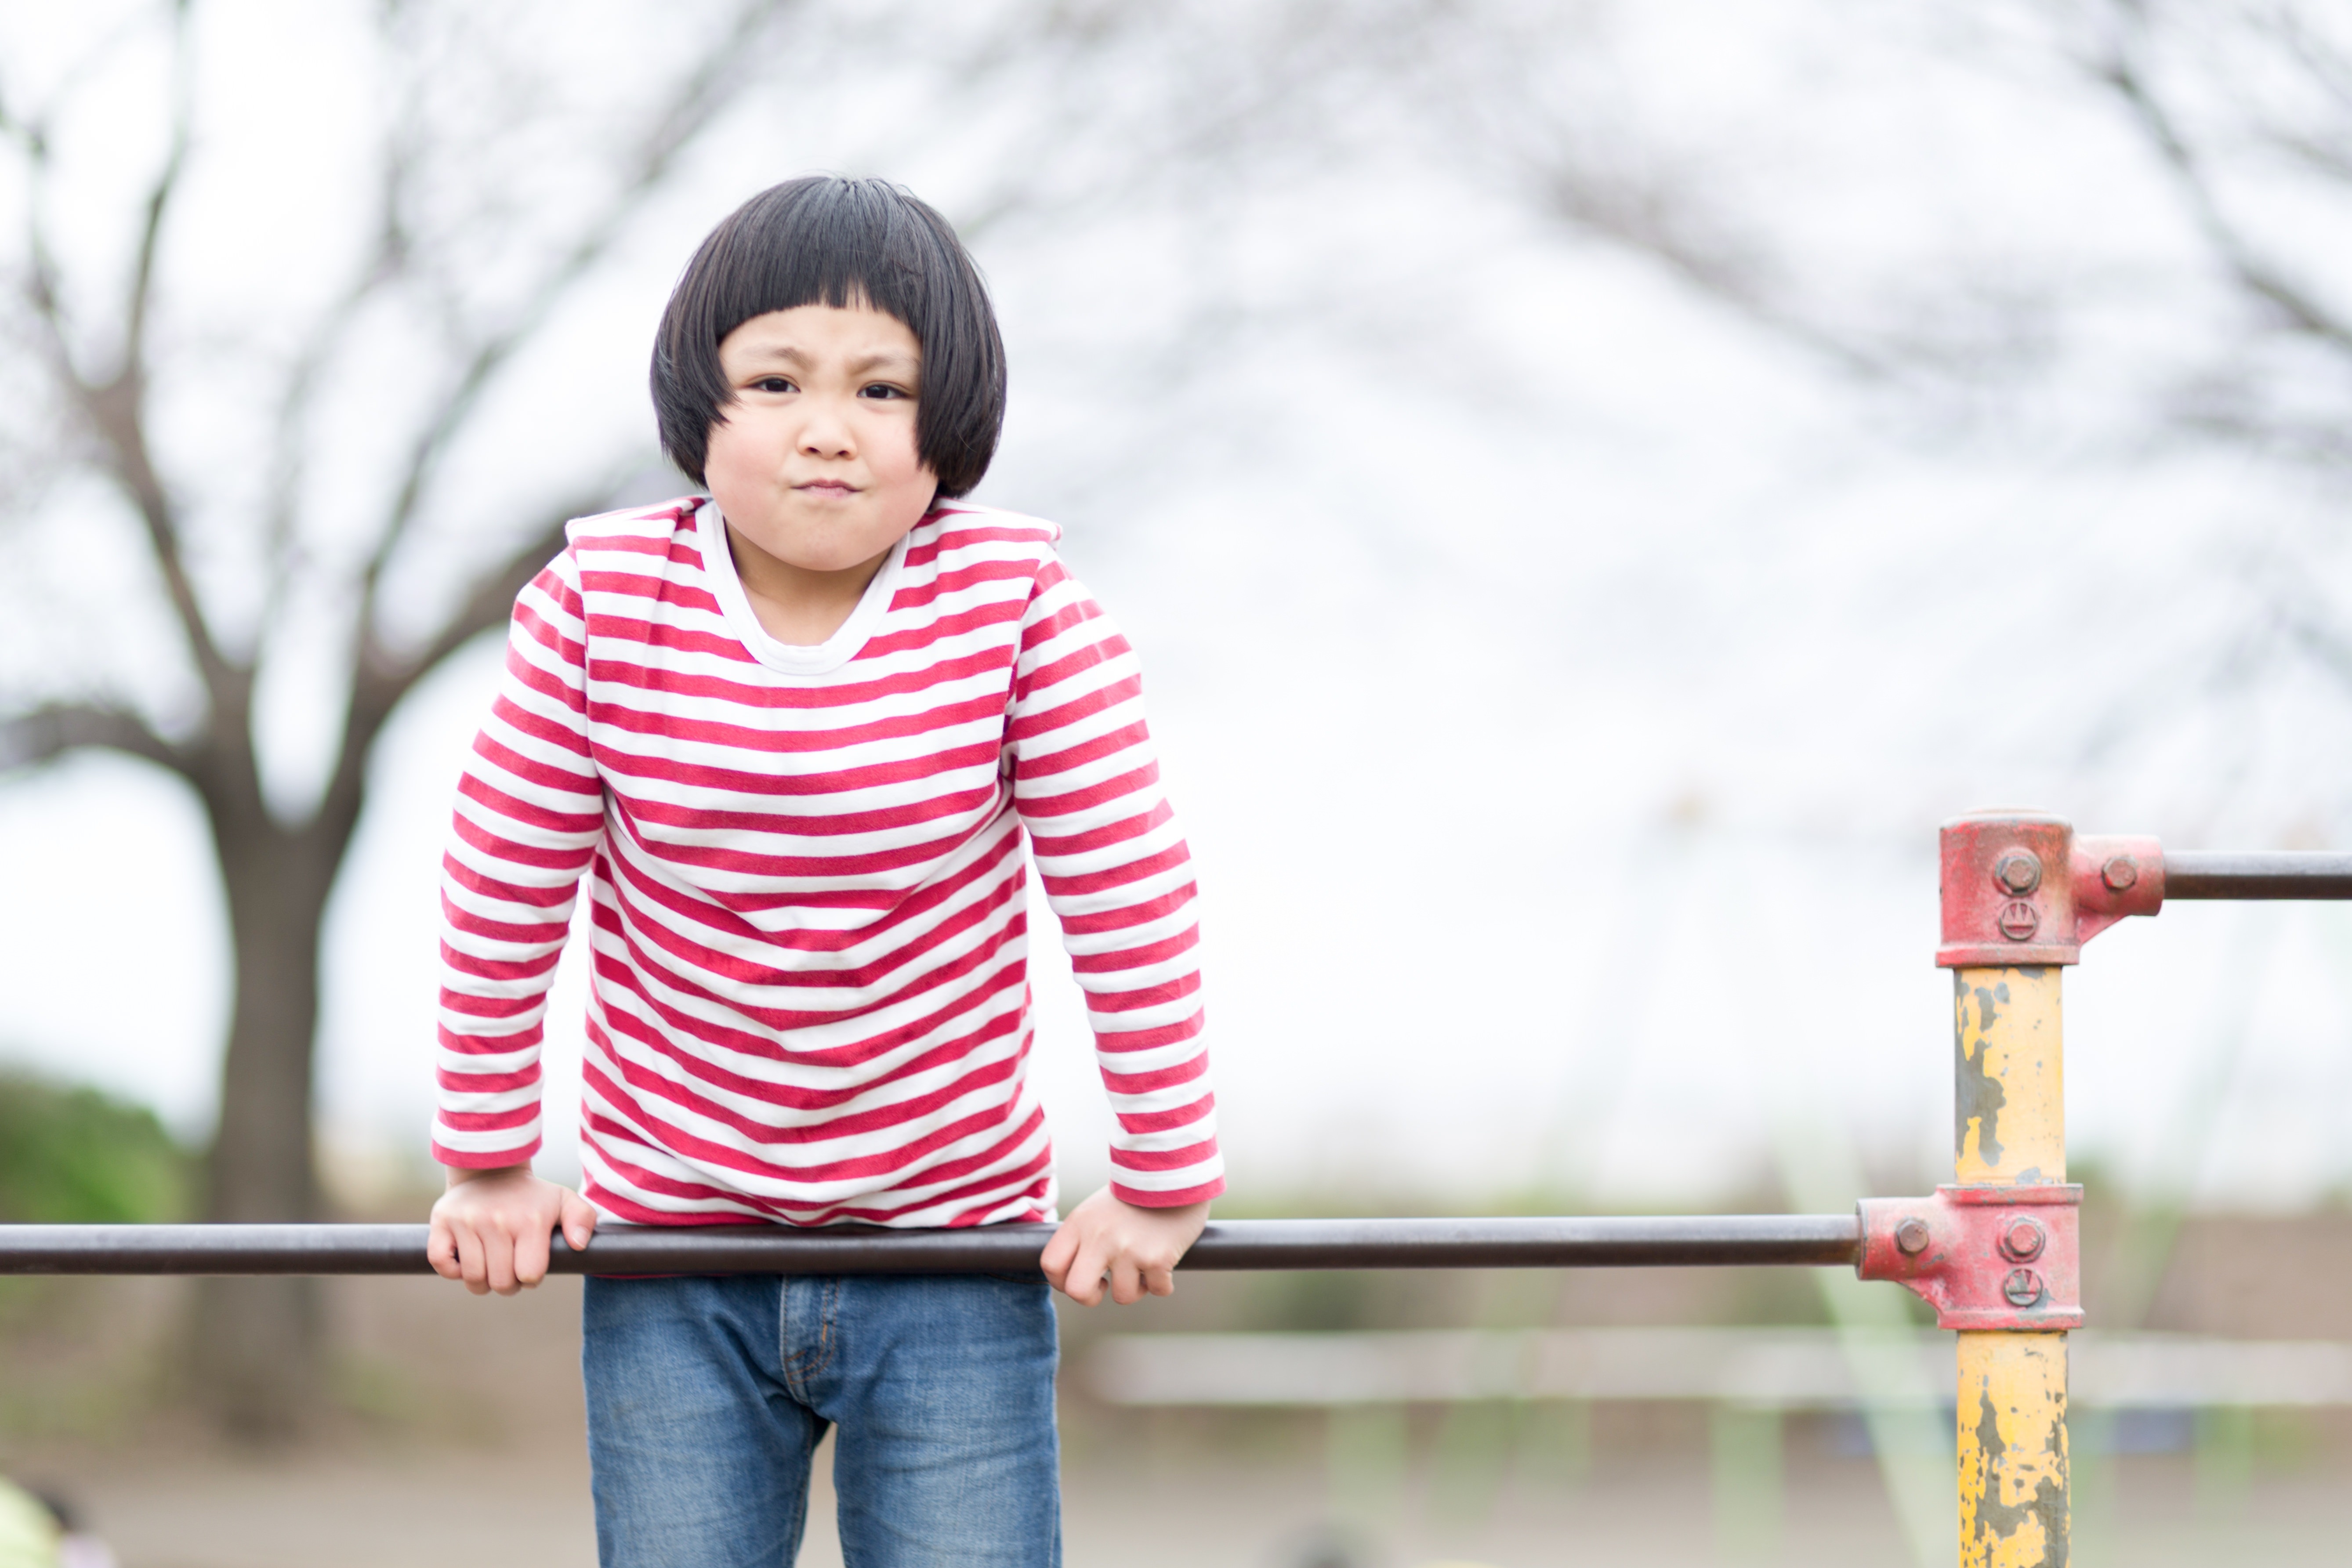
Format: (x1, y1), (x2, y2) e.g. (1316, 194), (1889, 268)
(797, 405), (855, 457)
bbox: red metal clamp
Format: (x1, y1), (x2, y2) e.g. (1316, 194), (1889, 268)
(1856, 1184), (2082, 1331)
(1938, 811), (2164, 967)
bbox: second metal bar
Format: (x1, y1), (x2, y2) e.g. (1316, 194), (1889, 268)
(2163, 851), (2352, 900)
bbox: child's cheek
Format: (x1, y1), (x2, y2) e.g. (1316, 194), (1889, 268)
(706, 420), (775, 495)
(875, 418), (925, 485)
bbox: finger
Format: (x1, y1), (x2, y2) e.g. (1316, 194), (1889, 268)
(427, 1216), (462, 1281)
(560, 1191), (598, 1253)
(1143, 1262), (1176, 1298)
(454, 1224), (491, 1296)
(1109, 1258), (1145, 1307)
(484, 1222), (521, 1296)
(512, 1215), (554, 1289)
(1040, 1223), (1078, 1292)
(1065, 1238), (1110, 1307)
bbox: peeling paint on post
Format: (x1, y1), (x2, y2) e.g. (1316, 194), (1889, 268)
(1954, 967), (2063, 1186)
(1941, 812), (2081, 1568)
(1953, 963), (2070, 1564)
(1960, 1333), (2069, 1568)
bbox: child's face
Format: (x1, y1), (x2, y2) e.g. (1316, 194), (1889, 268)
(704, 301), (937, 576)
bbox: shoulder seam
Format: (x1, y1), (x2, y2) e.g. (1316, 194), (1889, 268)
(933, 502), (1062, 546)
(565, 496), (702, 544)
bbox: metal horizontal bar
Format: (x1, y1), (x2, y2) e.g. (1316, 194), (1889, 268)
(2164, 851), (2352, 900)
(1179, 1216), (1861, 1271)
(0, 1214), (1861, 1277)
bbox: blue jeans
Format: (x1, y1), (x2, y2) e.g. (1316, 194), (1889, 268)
(581, 1272), (1061, 1567)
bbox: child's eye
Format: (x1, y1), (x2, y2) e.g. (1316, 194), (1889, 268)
(751, 376), (795, 394)
(860, 383), (910, 400)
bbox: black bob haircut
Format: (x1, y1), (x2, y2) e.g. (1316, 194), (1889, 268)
(651, 176), (1006, 498)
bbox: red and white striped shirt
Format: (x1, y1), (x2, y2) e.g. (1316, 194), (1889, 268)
(431, 496), (1221, 1227)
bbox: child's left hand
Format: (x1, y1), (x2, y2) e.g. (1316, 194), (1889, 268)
(1041, 1186), (1210, 1306)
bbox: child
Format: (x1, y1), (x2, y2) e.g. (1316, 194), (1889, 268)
(425, 176), (1220, 1566)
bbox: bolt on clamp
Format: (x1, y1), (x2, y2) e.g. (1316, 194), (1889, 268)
(1856, 1185), (2082, 1331)
(1937, 813), (2165, 967)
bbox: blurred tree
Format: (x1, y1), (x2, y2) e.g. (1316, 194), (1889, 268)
(0, 0), (1485, 1438)
(1468, 3), (2333, 470)
(0, 0), (810, 1437)
(2042, 0), (2352, 683)
(1420, 0), (2352, 487)
(1331, 0), (2352, 823)
(2059, 0), (2352, 466)
(1880, 0), (2349, 489)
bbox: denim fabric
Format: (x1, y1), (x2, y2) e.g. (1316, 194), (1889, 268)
(582, 1272), (1061, 1568)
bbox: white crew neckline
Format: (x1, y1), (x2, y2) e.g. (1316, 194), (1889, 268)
(696, 498), (913, 676)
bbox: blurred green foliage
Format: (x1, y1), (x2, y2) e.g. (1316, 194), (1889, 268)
(0, 1069), (188, 1224)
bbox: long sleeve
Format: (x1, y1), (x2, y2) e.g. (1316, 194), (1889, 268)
(1008, 559), (1223, 1207)
(431, 549), (605, 1168)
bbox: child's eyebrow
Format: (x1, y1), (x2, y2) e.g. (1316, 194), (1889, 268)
(735, 343), (812, 369)
(842, 350), (919, 377)
(732, 345), (919, 378)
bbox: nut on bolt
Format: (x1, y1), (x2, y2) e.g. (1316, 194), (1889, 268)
(1895, 1217), (1932, 1256)
(1993, 850), (2042, 895)
(2103, 854), (2139, 891)
(2002, 1267), (2045, 1308)
(1999, 1216), (2047, 1262)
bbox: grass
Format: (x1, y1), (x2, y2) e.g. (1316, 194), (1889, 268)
(0, 1069), (189, 1225)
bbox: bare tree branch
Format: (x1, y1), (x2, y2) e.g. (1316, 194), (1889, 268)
(317, 470), (635, 848)
(2090, 0), (2352, 355)
(255, 158), (414, 635)
(11, 1), (242, 723)
(316, 0), (798, 845)
(2268, 3), (2352, 118)
(0, 701), (188, 777)
(2257, 5), (2352, 179)
(120, 0), (194, 380)
(403, 507), (577, 679)
(353, 0), (790, 648)
(1524, 158), (1903, 382)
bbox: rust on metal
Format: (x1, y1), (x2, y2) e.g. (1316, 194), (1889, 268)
(1954, 967), (2062, 1185)
(1857, 1185), (2082, 1331)
(1940, 813), (2078, 967)
(1959, 1332), (2069, 1568)
(2070, 832), (2165, 946)
(1939, 815), (2094, 1567)
(1938, 811), (2164, 966)
(1955, 973), (2012, 1170)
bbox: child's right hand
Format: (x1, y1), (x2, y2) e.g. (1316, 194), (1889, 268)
(427, 1165), (598, 1296)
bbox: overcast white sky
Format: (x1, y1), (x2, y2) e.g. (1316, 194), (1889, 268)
(4, 0), (2352, 1213)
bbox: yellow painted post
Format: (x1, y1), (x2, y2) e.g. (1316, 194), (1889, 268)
(1916, 814), (2160, 1565)
(1953, 966), (2063, 1190)
(1954, 964), (2068, 1568)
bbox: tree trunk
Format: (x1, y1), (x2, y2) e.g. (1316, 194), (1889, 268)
(186, 794), (351, 1438)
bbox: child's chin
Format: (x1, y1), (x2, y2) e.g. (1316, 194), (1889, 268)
(774, 532), (902, 574)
